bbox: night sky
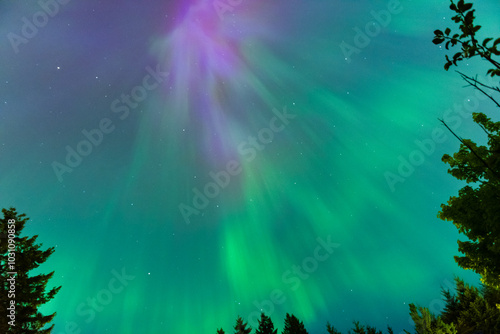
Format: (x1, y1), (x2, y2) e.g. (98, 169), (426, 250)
(1, 1), (499, 333)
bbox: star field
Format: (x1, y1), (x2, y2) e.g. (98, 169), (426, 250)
(1, 1), (500, 333)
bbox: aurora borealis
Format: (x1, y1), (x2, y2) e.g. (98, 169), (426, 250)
(1, 0), (500, 333)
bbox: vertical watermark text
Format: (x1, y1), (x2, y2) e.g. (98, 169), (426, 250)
(5, 218), (17, 328)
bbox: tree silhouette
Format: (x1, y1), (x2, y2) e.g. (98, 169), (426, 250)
(433, 0), (500, 292)
(217, 313), (395, 334)
(438, 112), (500, 291)
(440, 277), (500, 333)
(350, 321), (366, 334)
(255, 312), (277, 334)
(433, 0), (500, 76)
(234, 316), (251, 334)
(408, 304), (457, 334)
(0, 207), (61, 333)
(326, 321), (342, 334)
(282, 313), (308, 334)
(406, 277), (500, 333)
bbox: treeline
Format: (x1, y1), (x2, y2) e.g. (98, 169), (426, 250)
(217, 277), (500, 334)
(217, 312), (392, 334)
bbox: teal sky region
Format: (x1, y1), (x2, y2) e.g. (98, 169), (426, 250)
(1, 0), (500, 333)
